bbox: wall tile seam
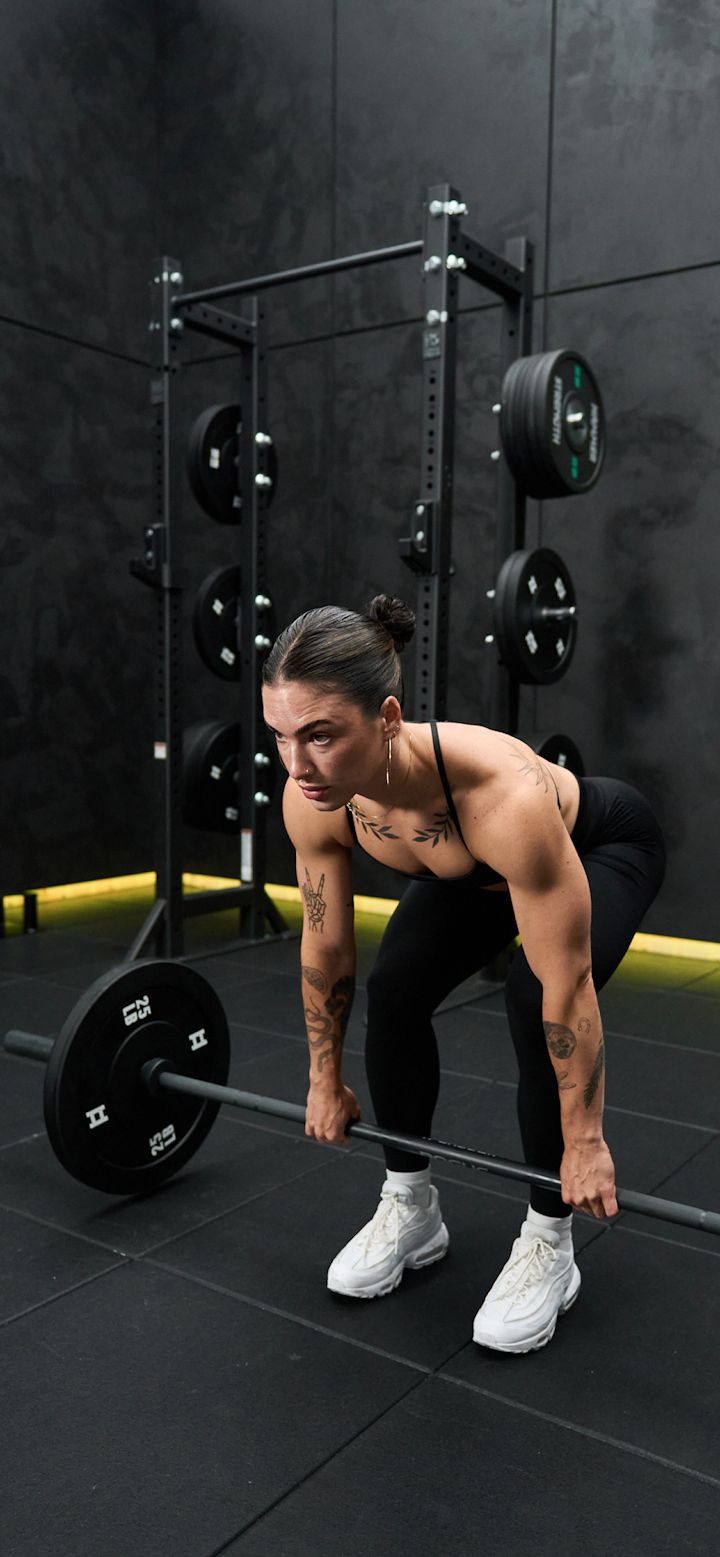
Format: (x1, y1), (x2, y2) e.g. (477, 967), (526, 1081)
(0, 314), (149, 371)
(171, 249), (720, 370)
(542, 0), (559, 346)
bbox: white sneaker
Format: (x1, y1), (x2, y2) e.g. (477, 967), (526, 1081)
(327, 1184), (449, 1299)
(473, 1221), (581, 1353)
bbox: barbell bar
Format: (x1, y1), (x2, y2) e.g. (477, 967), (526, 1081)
(3, 962), (719, 1234)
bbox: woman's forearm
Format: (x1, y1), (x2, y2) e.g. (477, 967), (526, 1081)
(541, 979), (606, 1144)
(301, 943), (357, 1086)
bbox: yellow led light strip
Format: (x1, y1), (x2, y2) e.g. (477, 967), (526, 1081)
(2, 874), (718, 964)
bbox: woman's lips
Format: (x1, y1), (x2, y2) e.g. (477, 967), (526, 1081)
(300, 785), (328, 798)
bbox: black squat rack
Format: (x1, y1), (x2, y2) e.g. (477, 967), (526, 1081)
(129, 181), (539, 960)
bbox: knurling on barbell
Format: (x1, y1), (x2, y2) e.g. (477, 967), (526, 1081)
(4, 963), (720, 1235)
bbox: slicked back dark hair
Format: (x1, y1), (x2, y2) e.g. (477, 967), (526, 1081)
(262, 596), (415, 718)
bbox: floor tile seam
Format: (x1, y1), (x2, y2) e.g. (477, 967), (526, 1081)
(227, 1030), (304, 1064)
(0, 1195), (140, 1256)
(434, 1372), (720, 1491)
(414, 1062), (717, 1135)
(139, 1255), (432, 1375)
(0, 1259), (130, 1332)
(642, 1132), (720, 1202)
(226, 1029), (720, 1133)
(0, 1129), (46, 1156)
(205, 1375), (431, 1555)
(204, 1108), (366, 1158)
(346, 1145), (720, 1257)
(679, 969), (720, 993)
(129, 1145), (356, 1257)
(612, 1218), (720, 1260)
(461, 1003), (720, 1059)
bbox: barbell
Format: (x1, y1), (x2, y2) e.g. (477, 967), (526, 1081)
(3, 962), (719, 1235)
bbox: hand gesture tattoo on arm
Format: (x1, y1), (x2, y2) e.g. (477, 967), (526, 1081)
(301, 868), (326, 932)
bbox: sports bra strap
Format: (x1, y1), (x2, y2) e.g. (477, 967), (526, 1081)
(430, 720), (468, 846)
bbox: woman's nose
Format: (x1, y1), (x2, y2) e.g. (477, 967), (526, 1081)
(287, 746), (312, 779)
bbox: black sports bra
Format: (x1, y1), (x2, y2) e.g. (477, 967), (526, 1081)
(345, 721), (560, 887)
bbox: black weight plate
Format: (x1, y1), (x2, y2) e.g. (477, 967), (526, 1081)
(43, 961), (230, 1196)
(187, 404), (243, 523)
(493, 547), (577, 685)
(500, 350), (605, 499)
(532, 731), (585, 777)
(182, 720), (241, 833)
(193, 565), (242, 681)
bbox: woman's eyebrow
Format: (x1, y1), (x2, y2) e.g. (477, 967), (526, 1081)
(264, 719), (334, 736)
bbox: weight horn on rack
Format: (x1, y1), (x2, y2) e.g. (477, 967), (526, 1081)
(4, 963), (720, 1235)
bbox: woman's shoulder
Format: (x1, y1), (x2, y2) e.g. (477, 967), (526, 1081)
(431, 720), (507, 778)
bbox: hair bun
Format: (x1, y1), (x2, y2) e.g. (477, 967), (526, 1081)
(366, 594), (415, 653)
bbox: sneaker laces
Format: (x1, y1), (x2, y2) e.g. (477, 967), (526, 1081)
(495, 1235), (555, 1302)
(360, 1188), (415, 1258)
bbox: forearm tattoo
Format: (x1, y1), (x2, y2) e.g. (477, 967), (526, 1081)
(583, 1036), (605, 1109)
(301, 868), (326, 932)
(304, 974), (355, 1074)
(543, 1022), (577, 1060)
(544, 1020), (605, 1110)
(301, 964), (328, 993)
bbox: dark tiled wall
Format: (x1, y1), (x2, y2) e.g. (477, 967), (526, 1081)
(1, 1), (157, 896)
(5, 2), (716, 939)
(161, 1), (718, 937)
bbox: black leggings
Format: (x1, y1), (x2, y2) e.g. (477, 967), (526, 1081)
(365, 777), (666, 1217)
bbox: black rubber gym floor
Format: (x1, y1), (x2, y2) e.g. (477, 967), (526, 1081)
(1, 888), (719, 1556)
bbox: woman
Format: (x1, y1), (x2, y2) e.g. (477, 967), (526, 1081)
(261, 595), (666, 1353)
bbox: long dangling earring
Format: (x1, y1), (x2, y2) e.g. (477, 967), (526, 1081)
(386, 736), (393, 787)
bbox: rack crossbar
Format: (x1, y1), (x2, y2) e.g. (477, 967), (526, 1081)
(172, 240), (424, 306)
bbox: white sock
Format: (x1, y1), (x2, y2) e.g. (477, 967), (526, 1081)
(385, 1167), (432, 1208)
(526, 1204), (573, 1250)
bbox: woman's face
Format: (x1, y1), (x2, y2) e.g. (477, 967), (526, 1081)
(262, 680), (393, 808)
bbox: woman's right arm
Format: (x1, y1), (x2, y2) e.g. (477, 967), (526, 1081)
(283, 780), (360, 1146)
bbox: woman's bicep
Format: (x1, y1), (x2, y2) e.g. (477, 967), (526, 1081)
(283, 780), (355, 949)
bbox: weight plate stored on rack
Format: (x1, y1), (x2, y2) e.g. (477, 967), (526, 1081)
(43, 961), (230, 1195)
(500, 350), (605, 499)
(187, 404), (278, 523)
(494, 548), (578, 685)
(193, 566), (242, 681)
(182, 720), (241, 832)
(532, 731), (585, 776)
(187, 404), (243, 523)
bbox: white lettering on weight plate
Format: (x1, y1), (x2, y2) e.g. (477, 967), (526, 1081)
(123, 996), (152, 1028)
(150, 1124), (177, 1157)
(86, 1104), (109, 1130)
(188, 1029), (208, 1051)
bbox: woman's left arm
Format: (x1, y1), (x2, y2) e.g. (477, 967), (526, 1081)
(477, 786), (619, 1220)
